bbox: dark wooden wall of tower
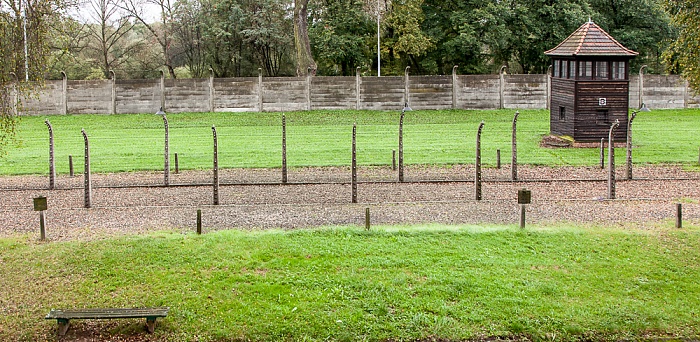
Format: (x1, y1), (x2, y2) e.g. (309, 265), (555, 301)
(573, 80), (630, 142)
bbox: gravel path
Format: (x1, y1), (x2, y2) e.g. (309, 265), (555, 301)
(1, 165), (699, 241)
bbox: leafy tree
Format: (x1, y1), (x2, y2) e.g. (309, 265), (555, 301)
(590, 0), (675, 73)
(1, 0), (65, 153)
(241, 0), (294, 76)
(663, 0), (699, 91)
(309, 0), (374, 75)
(382, 0), (433, 74)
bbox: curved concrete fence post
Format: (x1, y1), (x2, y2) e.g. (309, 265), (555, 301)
(452, 65), (459, 109)
(475, 121), (485, 200)
(61, 71), (68, 115)
(45, 120), (56, 190)
(212, 126), (219, 205)
(109, 70), (116, 114)
(82, 129), (92, 208)
(511, 111), (519, 181)
(608, 120), (620, 199)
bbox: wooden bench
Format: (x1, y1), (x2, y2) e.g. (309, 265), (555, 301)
(45, 307), (169, 336)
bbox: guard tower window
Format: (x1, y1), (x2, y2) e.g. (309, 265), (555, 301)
(568, 61), (575, 79)
(596, 109), (609, 124)
(596, 61), (609, 79)
(612, 61), (626, 80)
(578, 61), (592, 79)
(554, 60), (560, 77)
(559, 106), (566, 121)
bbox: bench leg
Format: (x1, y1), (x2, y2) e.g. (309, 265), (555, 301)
(146, 317), (157, 333)
(57, 318), (70, 336)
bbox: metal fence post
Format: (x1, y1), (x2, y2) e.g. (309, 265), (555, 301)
(608, 120), (620, 199)
(282, 114), (288, 183)
(626, 111), (638, 180)
(163, 114), (170, 186)
(352, 123), (358, 203)
(45, 120), (55, 190)
(476, 121), (485, 201)
(82, 129), (92, 208)
(212, 126), (219, 205)
(511, 111), (519, 180)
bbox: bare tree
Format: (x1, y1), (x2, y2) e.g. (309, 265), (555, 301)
(83, 0), (142, 78)
(118, 0), (177, 78)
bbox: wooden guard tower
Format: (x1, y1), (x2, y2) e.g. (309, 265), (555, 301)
(546, 20), (638, 142)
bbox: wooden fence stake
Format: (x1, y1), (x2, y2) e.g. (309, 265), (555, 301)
(600, 138), (605, 169)
(392, 150), (396, 171)
(365, 207), (370, 230)
(69, 155), (74, 177)
(497, 149), (501, 169)
(174, 153), (179, 174)
(39, 211), (46, 241)
(519, 204), (526, 229)
(676, 203), (682, 228)
(197, 209), (202, 234)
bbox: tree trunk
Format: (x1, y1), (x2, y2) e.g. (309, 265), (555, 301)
(293, 0), (316, 77)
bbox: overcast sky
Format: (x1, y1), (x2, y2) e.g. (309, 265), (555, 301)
(70, 1), (161, 23)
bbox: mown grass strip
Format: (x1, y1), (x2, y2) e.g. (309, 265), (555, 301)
(1, 224), (699, 341)
(1, 109), (699, 175)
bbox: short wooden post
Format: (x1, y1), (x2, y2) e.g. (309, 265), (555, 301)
(38, 211), (45, 240)
(82, 129), (92, 208)
(282, 114), (288, 183)
(212, 126), (219, 205)
(519, 204), (525, 229)
(475, 121), (485, 201)
(608, 120), (620, 199)
(676, 203), (682, 228)
(511, 111), (518, 180)
(162, 114), (170, 186)
(45, 120), (56, 190)
(197, 209), (202, 234)
(352, 123), (357, 203)
(69, 155), (74, 177)
(392, 150), (396, 171)
(365, 207), (370, 230)
(174, 153), (179, 174)
(398, 111), (405, 182)
(600, 138), (605, 169)
(497, 149), (501, 169)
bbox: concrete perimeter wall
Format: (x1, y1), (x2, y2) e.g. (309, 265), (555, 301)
(18, 72), (699, 115)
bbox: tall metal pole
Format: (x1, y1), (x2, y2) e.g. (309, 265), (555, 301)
(377, 0), (381, 77)
(23, 0), (29, 81)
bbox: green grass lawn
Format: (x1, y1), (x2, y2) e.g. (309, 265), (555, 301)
(1, 109), (698, 175)
(1, 225), (699, 341)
